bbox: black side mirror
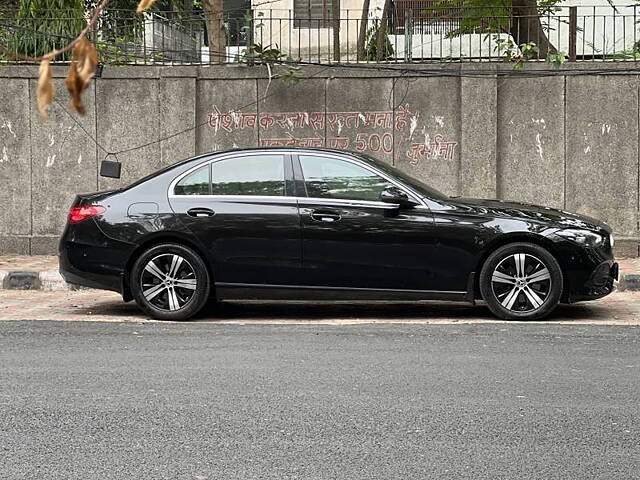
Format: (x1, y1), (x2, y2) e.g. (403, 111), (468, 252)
(380, 186), (419, 208)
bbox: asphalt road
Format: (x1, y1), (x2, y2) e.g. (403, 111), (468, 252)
(1, 321), (639, 479)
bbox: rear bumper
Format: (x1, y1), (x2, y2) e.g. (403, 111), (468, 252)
(59, 247), (123, 293)
(58, 220), (135, 294)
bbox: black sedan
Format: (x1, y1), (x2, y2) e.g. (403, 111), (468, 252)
(59, 148), (618, 321)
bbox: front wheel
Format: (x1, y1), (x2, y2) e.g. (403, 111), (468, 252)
(130, 243), (211, 321)
(479, 242), (563, 321)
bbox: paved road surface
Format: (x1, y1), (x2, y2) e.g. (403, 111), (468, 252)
(1, 321), (639, 479)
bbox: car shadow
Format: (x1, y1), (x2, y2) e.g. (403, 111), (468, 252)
(190, 300), (611, 323)
(67, 298), (615, 323)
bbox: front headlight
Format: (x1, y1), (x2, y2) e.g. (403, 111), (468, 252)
(609, 233), (615, 248)
(556, 229), (604, 247)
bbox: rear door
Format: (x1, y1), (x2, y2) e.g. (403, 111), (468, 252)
(168, 153), (301, 286)
(294, 153), (437, 291)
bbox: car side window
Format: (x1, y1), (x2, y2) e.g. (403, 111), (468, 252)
(212, 155), (285, 196)
(299, 155), (394, 202)
(174, 165), (210, 195)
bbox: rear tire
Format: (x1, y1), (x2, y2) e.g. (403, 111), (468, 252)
(479, 242), (563, 321)
(130, 243), (210, 321)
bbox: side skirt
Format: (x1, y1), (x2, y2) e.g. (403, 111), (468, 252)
(215, 283), (470, 302)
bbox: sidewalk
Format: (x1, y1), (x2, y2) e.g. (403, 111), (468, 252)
(1, 255), (640, 291)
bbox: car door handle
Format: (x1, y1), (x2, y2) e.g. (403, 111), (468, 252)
(187, 207), (215, 218)
(310, 209), (341, 222)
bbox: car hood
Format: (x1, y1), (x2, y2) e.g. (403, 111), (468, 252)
(450, 197), (610, 232)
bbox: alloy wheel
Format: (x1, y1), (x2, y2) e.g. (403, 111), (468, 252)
(140, 253), (197, 311)
(491, 253), (552, 313)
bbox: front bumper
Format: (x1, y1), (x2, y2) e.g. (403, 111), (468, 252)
(567, 260), (618, 303)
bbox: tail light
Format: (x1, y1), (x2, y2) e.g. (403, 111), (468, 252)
(68, 205), (106, 224)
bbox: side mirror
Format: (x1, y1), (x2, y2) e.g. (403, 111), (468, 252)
(380, 186), (419, 208)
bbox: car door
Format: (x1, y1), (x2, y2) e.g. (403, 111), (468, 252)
(294, 153), (438, 291)
(168, 152), (301, 286)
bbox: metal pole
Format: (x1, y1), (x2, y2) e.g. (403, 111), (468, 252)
(569, 6), (577, 62)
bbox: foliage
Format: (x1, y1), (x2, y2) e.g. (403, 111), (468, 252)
(95, 37), (139, 63)
(546, 51), (566, 68)
(239, 43), (302, 85)
(365, 22), (393, 61)
(494, 36), (537, 69)
(422, 1), (559, 38)
(237, 11), (301, 85)
(494, 35), (567, 69)
(7, 0), (85, 60)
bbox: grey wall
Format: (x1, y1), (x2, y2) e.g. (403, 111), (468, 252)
(0, 63), (639, 256)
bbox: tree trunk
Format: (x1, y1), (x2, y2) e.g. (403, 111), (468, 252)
(357, 0), (370, 60)
(375, 0), (391, 62)
(202, 0), (226, 65)
(332, 0), (340, 61)
(509, 0), (557, 58)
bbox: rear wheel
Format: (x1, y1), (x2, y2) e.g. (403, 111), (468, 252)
(479, 242), (563, 320)
(130, 243), (210, 321)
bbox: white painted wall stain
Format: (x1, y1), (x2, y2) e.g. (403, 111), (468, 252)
(535, 134), (545, 161)
(583, 132), (591, 154)
(408, 115), (418, 139)
(1, 121), (17, 138)
(46, 154), (56, 167)
(601, 123), (612, 134)
(434, 115), (444, 128)
(531, 118), (546, 129)
(1, 146), (8, 163)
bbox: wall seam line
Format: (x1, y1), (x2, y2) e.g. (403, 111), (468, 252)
(94, 79), (99, 191)
(493, 71), (498, 199)
(563, 75), (567, 210)
(324, 77), (327, 152)
(28, 78), (33, 254)
(495, 75), (501, 199)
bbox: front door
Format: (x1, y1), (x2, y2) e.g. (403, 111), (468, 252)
(169, 153), (301, 286)
(295, 153), (437, 291)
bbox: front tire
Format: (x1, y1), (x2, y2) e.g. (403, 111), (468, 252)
(130, 243), (210, 321)
(479, 242), (563, 321)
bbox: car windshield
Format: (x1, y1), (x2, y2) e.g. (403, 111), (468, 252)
(355, 153), (448, 200)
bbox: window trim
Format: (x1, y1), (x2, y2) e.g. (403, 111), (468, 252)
(169, 152), (289, 198)
(169, 150), (426, 208)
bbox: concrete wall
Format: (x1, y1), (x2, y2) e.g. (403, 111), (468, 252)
(0, 63), (639, 256)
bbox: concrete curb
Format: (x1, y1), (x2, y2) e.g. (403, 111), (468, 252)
(619, 273), (640, 292)
(0, 269), (639, 292)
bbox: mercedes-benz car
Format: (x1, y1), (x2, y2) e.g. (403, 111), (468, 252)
(59, 148), (618, 321)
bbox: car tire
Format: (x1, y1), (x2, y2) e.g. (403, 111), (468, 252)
(130, 243), (211, 321)
(479, 242), (563, 321)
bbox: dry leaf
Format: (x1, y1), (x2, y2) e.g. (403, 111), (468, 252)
(74, 37), (98, 87)
(37, 58), (54, 121)
(65, 37), (99, 115)
(136, 0), (156, 14)
(65, 62), (86, 115)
